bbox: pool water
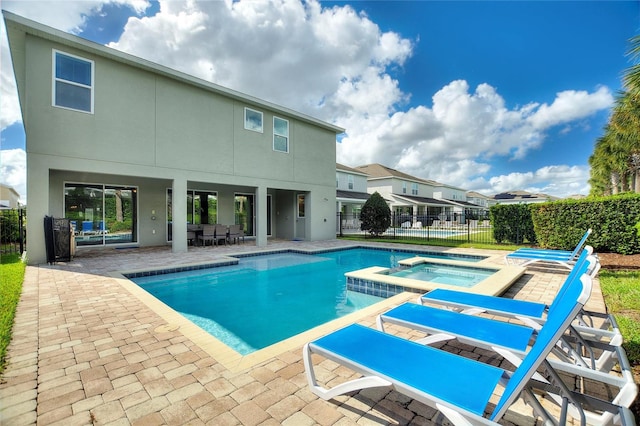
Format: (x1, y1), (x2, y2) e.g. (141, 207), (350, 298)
(390, 263), (495, 288)
(131, 248), (484, 354)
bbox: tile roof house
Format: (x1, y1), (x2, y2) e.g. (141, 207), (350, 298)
(355, 163), (485, 225)
(3, 11), (344, 264)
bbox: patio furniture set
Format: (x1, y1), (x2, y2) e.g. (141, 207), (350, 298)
(187, 224), (244, 246)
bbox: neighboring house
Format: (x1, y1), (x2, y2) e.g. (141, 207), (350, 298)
(336, 163), (370, 229)
(4, 11), (344, 265)
(432, 182), (487, 222)
(490, 190), (560, 205)
(465, 191), (492, 219)
(0, 183), (21, 209)
(355, 163), (457, 225)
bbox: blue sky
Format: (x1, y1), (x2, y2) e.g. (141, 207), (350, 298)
(1, 1), (638, 203)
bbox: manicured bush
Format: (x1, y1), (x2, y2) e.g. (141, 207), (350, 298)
(530, 193), (640, 254)
(489, 204), (536, 244)
(360, 191), (391, 237)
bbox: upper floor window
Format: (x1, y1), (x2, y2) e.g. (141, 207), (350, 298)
(411, 183), (418, 195)
(53, 50), (94, 113)
(273, 117), (289, 153)
(348, 175), (354, 190)
(402, 182), (407, 194)
(244, 107), (263, 132)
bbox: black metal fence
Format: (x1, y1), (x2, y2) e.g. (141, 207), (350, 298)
(1, 208), (26, 256)
(337, 212), (496, 245)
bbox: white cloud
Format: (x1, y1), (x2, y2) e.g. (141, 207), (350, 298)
(108, 0), (413, 122)
(0, 148), (26, 203)
(527, 86), (613, 129)
(337, 79), (611, 196)
(0, 0), (613, 201)
(479, 165), (591, 198)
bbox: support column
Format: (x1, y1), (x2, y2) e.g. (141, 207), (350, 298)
(172, 178), (188, 254)
(26, 157), (49, 264)
(255, 185), (267, 247)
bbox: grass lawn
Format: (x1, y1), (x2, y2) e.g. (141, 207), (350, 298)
(599, 270), (640, 364)
(0, 253), (25, 375)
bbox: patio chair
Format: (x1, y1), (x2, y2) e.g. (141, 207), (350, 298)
(187, 230), (196, 246)
(505, 229), (592, 270)
(214, 224), (228, 245)
(197, 224), (216, 246)
(376, 262), (637, 424)
(227, 224), (241, 244)
(304, 264), (636, 425)
(419, 246), (622, 351)
(513, 228), (592, 258)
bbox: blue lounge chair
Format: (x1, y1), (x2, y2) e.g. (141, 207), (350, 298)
(513, 229), (592, 257)
(376, 305), (636, 425)
(505, 229), (592, 270)
(304, 267), (635, 425)
(420, 247), (621, 354)
(379, 252), (617, 373)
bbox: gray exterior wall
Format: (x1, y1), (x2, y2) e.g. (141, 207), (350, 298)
(5, 12), (343, 264)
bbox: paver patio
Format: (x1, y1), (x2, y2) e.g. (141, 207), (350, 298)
(0, 240), (609, 425)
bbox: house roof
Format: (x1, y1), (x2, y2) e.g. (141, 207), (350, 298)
(336, 163), (369, 176)
(355, 164), (438, 185)
(444, 199), (484, 208)
(492, 190), (560, 201)
(466, 190), (491, 200)
(392, 194), (455, 207)
(336, 190), (371, 201)
(3, 10), (345, 135)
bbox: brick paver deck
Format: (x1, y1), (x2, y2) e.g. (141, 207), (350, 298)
(0, 240), (608, 425)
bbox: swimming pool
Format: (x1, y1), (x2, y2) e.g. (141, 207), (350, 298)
(129, 247), (488, 355)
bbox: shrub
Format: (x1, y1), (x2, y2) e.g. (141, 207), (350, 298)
(530, 193), (640, 254)
(360, 191), (391, 237)
(489, 204), (536, 244)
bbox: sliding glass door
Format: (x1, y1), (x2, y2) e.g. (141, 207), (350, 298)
(167, 189), (217, 241)
(234, 193), (271, 237)
(65, 183), (137, 246)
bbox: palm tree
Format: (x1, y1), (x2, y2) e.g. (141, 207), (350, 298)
(589, 35), (640, 195)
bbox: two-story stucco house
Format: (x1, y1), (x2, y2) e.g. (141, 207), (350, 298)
(0, 183), (21, 209)
(4, 11), (344, 264)
(355, 163), (457, 225)
(335, 163), (370, 230)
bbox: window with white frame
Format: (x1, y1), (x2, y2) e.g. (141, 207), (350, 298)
(273, 117), (289, 153)
(348, 175), (354, 190)
(244, 107), (263, 132)
(53, 50), (94, 113)
(402, 182), (407, 194)
(411, 183), (418, 195)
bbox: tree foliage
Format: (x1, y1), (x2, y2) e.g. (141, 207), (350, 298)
(589, 36), (640, 196)
(360, 191), (391, 237)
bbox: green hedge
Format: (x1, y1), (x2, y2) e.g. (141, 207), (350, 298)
(489, 204), (536, 244)
(529, 193), (640, 254)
